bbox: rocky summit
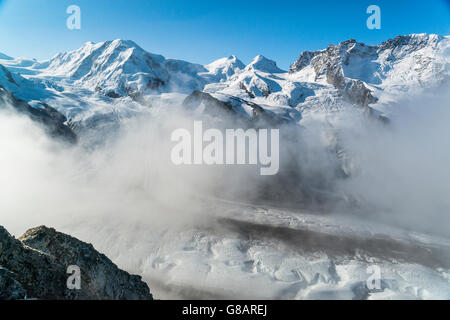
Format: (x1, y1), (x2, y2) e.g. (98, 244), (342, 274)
(0, 225), (152, 300)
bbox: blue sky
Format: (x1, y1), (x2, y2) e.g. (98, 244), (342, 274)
(0, 0), (449, 69)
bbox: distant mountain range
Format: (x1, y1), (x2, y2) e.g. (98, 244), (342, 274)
(0, 33), (448, 139)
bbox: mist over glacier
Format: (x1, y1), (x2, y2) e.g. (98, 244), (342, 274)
(1, 84), (450, 299)
(337, 87), (450, 236)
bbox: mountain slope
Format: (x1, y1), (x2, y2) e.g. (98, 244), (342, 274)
(0, 85), (76, 143)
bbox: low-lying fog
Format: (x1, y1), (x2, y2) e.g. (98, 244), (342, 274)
(1, 87), (449, 298)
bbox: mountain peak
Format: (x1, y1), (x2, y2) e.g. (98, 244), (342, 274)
(109, 39), (141, 49)
(250, 54), (269, 64)
(247, 55), (284, 73)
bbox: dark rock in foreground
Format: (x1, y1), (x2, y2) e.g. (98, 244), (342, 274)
(0, 225), (152, 300)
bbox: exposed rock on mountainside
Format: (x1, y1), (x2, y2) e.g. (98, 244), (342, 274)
(205, 55), (288, 100)
(0, 64), (18, 86)
(0, 52), (13, 60)
(0, 33), (447, 130)
(183, 90), (295, 127)
(183, 90), (343, 207)
(290, 34), (449, 107)
(246, 55), (285, 74)
(0, 225), (152, 300)
(0, 86), (76, 143)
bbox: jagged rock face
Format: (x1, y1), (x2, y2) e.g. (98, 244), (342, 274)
(0, 225), (152, 300)
(183, 90), (293, 128)
(210, 55), (286, 100)
(289, 34), (448, 107)
(0, 267), (27, 300)
(290, 39), (378, 107)
(2, 33), (446, 132)
(0, 86), (77, 143)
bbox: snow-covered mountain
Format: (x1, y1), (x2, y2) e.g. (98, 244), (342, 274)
(41, 39), (207, 98)
(205, 55), (287, 99)
(0, 52), (13, 60)
(36, 39), (249, 101)
(289, 33), (450, 111)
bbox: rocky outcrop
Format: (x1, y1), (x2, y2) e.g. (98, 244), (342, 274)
(290, 39), (378, 108)
(326, 71), (378, 107)
(183, 90), (291, 127)
(0, 225), (152, 300)
(0, 86), (77, 143)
